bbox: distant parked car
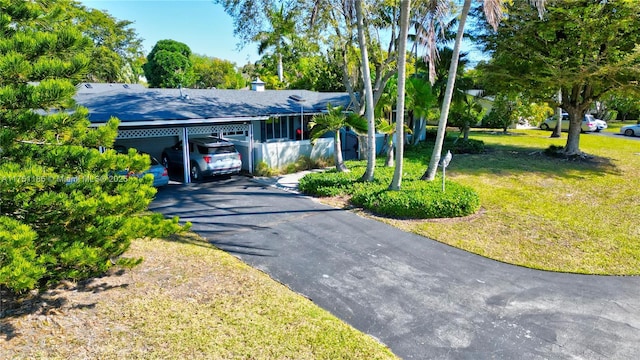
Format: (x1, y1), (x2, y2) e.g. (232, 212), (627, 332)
(114, 147), (169, 187)
(540, 113), (597, 132)
(621, 123), (640, 137)
(592, 117), (608, 132)
(161, 137), (242, 181)
(141, 153), (170, 187)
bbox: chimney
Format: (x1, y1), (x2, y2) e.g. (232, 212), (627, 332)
(251, 77), (265, 92)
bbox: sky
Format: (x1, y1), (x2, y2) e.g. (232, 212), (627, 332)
(80, 1), (487, 68)
(80, 0), (259, 66)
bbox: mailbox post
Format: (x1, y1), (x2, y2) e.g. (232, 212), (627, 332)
(441, 150), (452, 192)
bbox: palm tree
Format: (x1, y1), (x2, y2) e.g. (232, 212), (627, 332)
(253, 5), (297, 83)
(423, 0), (546, 181)
(309, 104), (368, 173)
(376, 117), (396, 168)
(354, 0), (377, 182)
(389, 0), (412, 190)
(406, 76), (437, 145)
(374, 81), (396, 167)
(376, 115), (413, 168)
(408, 0), (453, 84)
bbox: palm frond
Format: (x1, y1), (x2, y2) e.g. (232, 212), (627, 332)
(345, 113), (368, 134)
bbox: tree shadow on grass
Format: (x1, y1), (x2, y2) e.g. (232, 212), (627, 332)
(0, 273), (130, 341)
(450, 143), (619, 179)
(403, 134), (620, 179)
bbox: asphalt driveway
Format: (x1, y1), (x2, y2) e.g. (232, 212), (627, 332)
(149, 176), (640, 360)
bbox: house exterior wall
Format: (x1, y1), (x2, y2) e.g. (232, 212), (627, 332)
(224, 139), (252, 172)
(253, 139), (333, 169)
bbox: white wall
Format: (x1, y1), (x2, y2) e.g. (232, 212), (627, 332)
(226, 139), (251, 172)
(254, 139), (333, 169)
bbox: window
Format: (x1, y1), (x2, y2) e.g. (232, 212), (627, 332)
(262, 116), (292, 141)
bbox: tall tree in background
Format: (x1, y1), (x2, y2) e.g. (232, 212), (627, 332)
(143, 40), (195, 88)
(603, 90), (640, 121)
(36, 0), (145, 83)
(74, 5), (145, 83)
(479, 0), (640, 156)
(253, 4), (298, 83)
(191, 54), (245, 89)
(0, 0), (183, 295)
(423, 0), (546, 181)
(409, 0), (453, 85)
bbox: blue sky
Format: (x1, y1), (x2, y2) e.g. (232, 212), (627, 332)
(80, 1), (487, 68)
(80, 0), (259, 66)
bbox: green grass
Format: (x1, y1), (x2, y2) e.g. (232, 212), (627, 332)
(306, 129), (640, 275)
(1, 235), (397, 359)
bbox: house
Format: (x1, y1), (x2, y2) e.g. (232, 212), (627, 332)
(76, 81), (373, 183)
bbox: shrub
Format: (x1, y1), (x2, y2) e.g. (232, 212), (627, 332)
(285, 162), (300, 174)
(298, 170), (361, 197)
(449, 139), (485, 154)
(295, 155), (316, 171)
(351, 180), (480, 219)
(314, 156), (334, 169)
(254, 161), (277, 177)
(255, 156), (334, 177)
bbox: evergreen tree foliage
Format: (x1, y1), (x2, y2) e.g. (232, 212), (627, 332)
(143, 39), (195, 88)
(191, 54), (245, 89)
(0, 0), (185, 295)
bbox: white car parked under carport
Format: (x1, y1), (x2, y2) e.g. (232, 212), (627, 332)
(621, 123), (640, 137)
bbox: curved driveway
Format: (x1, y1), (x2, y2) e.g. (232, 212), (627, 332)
(150, 177), (640, 359)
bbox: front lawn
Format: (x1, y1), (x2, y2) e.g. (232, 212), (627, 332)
(0, 234), (397, 359)
(303, 129), (640, 275)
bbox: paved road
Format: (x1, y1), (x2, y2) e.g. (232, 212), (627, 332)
(589, 131), (640, 141)
(150, 177), (640, 360)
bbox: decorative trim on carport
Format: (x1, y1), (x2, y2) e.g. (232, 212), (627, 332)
(116, 127), (181, 139)
(115, 123), (250, 139)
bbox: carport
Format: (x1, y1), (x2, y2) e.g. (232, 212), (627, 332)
(112, 119), (261, 183)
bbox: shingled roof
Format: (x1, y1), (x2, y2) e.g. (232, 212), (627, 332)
(74, 83), (355, 124)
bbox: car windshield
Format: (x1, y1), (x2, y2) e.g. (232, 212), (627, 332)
(197, 145), (236, 155)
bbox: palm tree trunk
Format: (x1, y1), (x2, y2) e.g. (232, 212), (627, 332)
(334, 130), (348, 172)
(277, 53), (284, 83)
(355, 0), (376, 182)
(413, 116), (425, 145)
(385, 134), (394, 167)
(390, 0), (411, 190)
(422, 0), (471, 181)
